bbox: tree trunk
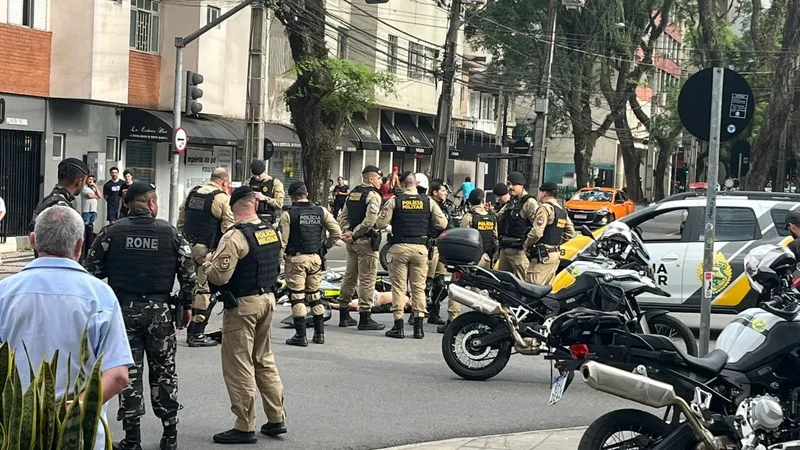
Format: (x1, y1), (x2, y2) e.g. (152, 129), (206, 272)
(614, 113), (644, 202)
(746, 0), (800, 190)
(697, 0), (724, 67)
(653, 138), (674, 200)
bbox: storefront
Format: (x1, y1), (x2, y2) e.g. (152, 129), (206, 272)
(263, 122), (302, 201)
(0, 94), (46, 239)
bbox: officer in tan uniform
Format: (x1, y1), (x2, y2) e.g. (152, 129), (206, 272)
(337, 165), (385, 331)
(524, 181), (575, 285)
(497, 172), (539, 281)
(205, 186), (287, 444)
(279, 181), (342, 347)
(376, 171), (447, 339)
(178, 167), (234, 347)
(248, 160), (285, 224)
(423, 178), (451, 326)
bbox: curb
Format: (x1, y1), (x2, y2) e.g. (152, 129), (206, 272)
(379, 426), (587, 449)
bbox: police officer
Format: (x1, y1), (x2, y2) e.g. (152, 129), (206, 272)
(279, 181), (342, 347)
(205, 187), (287, 445)
(492, 183), (511, 211)
(85, 182), (195, 450)
(178, 167), (234, 347)
(786, 211), (800, 259)
(524, 181), (575, 285)
(336, 165), (385, 331)
(497, 172), (539, 281)
(248, 159), (285, 224)
(30, 158), (90, 234)
(423, 179), (451, 326)
(376, 171), (447, 339)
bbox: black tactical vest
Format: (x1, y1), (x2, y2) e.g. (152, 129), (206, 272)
(249, 177), (278, 221)
(183, 186), (223, 247)
(287, 203), (324, 255)
(500, 195), (533, 249)
(471, 210), (498, 254)
(226, 222), (282, 297)
(391, 193), (431, 245)
(429, 198), (450, 238)
(29, 187), (74, 232)
(540, 202), (568, 246)
(104, 214), (177, 294)
(345, 185), (378, 231)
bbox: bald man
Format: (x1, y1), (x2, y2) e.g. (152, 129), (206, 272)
(178, 167), (235, 347)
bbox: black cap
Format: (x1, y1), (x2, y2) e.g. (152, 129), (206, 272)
(399, 171), (414, 183)
(288, 181), (307, 196)
(468, 188), (485, 205)
(507, 172), (526, 186)
(540, 181), (558, 192)
(229, 185), (255, 206)
(362, 165), (383, 176)
(492, 183), (509, 196)
(124, 181), (156, 203)
(59, 158), (90, 176)
(786, 210), (800, 229)
(250, 160), (266, 176)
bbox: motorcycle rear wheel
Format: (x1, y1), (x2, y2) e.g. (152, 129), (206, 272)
(647, 314), (698, 357)
(579, 409), (679, 450)
(442, 311), (512, 381)
(379, 243), (390, 271)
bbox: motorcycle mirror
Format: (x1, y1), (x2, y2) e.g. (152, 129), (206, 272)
(581, 226), (596, 240)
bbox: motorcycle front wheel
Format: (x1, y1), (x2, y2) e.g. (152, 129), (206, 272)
(441, 311), (512, 381)
(647, 314), (698, 357)
(579, 409), (677, 450)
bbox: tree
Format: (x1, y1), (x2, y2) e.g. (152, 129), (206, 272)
(274, 0), (395, 203)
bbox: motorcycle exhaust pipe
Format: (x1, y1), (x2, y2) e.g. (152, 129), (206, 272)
(448, 284), (503, 315)
(581, 361), (719, 450)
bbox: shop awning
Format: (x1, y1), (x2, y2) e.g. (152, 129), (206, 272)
(419, 117), (460, 158)
(453, 128), (500, 162)
(394, 113), (433, 155)
(120, 108), (245, 146)
(350, 112), (382, 150)
(336, 124), (359, 152)
(380, 113), (407, 153)
(263, 122), (302, 150)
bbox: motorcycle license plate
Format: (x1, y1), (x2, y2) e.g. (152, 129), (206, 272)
(548, 372), (568, 406)
(574, 214), (587, 220)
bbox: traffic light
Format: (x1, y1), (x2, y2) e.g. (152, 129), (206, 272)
(185, 71), (204, 116)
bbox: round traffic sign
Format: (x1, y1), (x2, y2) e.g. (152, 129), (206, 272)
(678, 68), (754, 143)
(174, 126), (189, 154)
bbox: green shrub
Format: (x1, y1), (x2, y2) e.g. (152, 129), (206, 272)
(0, 324), (112, 449)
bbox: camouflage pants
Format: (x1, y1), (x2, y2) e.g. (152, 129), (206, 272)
(117, 299), (181, 426)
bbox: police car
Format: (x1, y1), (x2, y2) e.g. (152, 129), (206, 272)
(558, 191), (800, 323)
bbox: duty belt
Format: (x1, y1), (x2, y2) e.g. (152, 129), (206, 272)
(116, 292), (172, 303)
(231, 286), (273, 298)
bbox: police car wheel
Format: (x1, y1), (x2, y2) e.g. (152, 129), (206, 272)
(441, 311), (512, 381)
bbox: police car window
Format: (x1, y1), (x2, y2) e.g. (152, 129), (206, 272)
(637, 208), (688, 242)
(771, 210), (792, 237)
(700, 207), (758, 241)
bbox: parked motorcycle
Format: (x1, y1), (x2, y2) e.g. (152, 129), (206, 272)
(549, 244), (800, 450)
(436, 225), (696, 382)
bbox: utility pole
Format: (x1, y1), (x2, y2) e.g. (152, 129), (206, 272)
(169, 0), (261, 225)
(528, 0), (559, 191)
(644, 73), (660, 201)
(431, 0), (462, 182)
(244, 2), (269, 170)
(495, 89), (507, 180)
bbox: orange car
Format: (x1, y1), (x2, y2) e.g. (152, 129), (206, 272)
(564, 187), (634, 228)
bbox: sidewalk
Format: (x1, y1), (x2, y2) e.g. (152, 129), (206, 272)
(381, 427), (585, 450)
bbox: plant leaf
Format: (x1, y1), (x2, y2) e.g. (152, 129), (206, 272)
(80, 356), (103, 450)
(8, 369), (23, 450)
(18, 381), (36, 450)
(41, 360), (57, 450)
(100, 417), (113, 450)
(57, 400), (82, 450)
(0, 343), (11, 429)
(20, 343), (34, 385)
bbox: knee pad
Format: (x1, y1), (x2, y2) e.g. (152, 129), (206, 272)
(308, 298), (324, 308)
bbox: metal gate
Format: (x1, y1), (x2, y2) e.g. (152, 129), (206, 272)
(0, 130), (43, 242)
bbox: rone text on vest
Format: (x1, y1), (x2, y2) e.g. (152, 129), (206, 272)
(125, 236), (160, 251)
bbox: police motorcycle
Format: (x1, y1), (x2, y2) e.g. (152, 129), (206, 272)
(545, 244), (800, 450)
(436, 224), (696, 382)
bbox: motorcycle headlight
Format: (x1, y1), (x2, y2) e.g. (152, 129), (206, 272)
(596, 208), (609, 216)
(603, 273), (614, 282)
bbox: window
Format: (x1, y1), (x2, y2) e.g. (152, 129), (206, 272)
(637, 208), (689, 242)
(701, 207), (759, 241)
(52, 134), (65, 160)
(207, 5), (220, 25)
(387, 35), (398, 74)
(106, 137), (119, 161)
(408, 42), (424, 79)
(616, 191), (629, 204)
(469, 90), (480, 118)
(22, 0), (34, 27)
(771, 210), (793, 237)
(423, 47), (439, 82)
(337, 28), (349, 59)
(125, 141), (156, 184)
(130, 0), (160, 54)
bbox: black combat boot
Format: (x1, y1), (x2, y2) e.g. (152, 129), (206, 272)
(428, 276), (447, 325)
(385, 319), (404, 339)
(437, 320), (451, 334)
(261, 421), (288, 437)
(159, 424), (177, 450)
(213, 429), (257, 444)
(187, 334), (218, 347)
(338, 302), (358, 327)
(312, 315), (325, 344)
(358, 312), (386, 330)
(285, 317), (308, 347)
(407, 313), (415, 325)
(413, 317), (425, 339)
(116, 418), (142, 450)
(427, 302), (445, 325)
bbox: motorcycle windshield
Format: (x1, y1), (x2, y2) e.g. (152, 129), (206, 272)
(597, 222), (650, 263)
(744, 245), (793, 293)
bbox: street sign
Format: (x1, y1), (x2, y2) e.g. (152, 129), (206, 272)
(678, 68), (754, 143)
(730, 140), (750, 178)
(703, 272), (713, 298)
(174, 126), (188, 154)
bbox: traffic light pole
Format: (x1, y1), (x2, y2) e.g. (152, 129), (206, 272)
(431, 0), (462, 182)
(169, 0), (262, 225)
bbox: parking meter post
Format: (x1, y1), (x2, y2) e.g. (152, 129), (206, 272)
(700, 67), (724, 356)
